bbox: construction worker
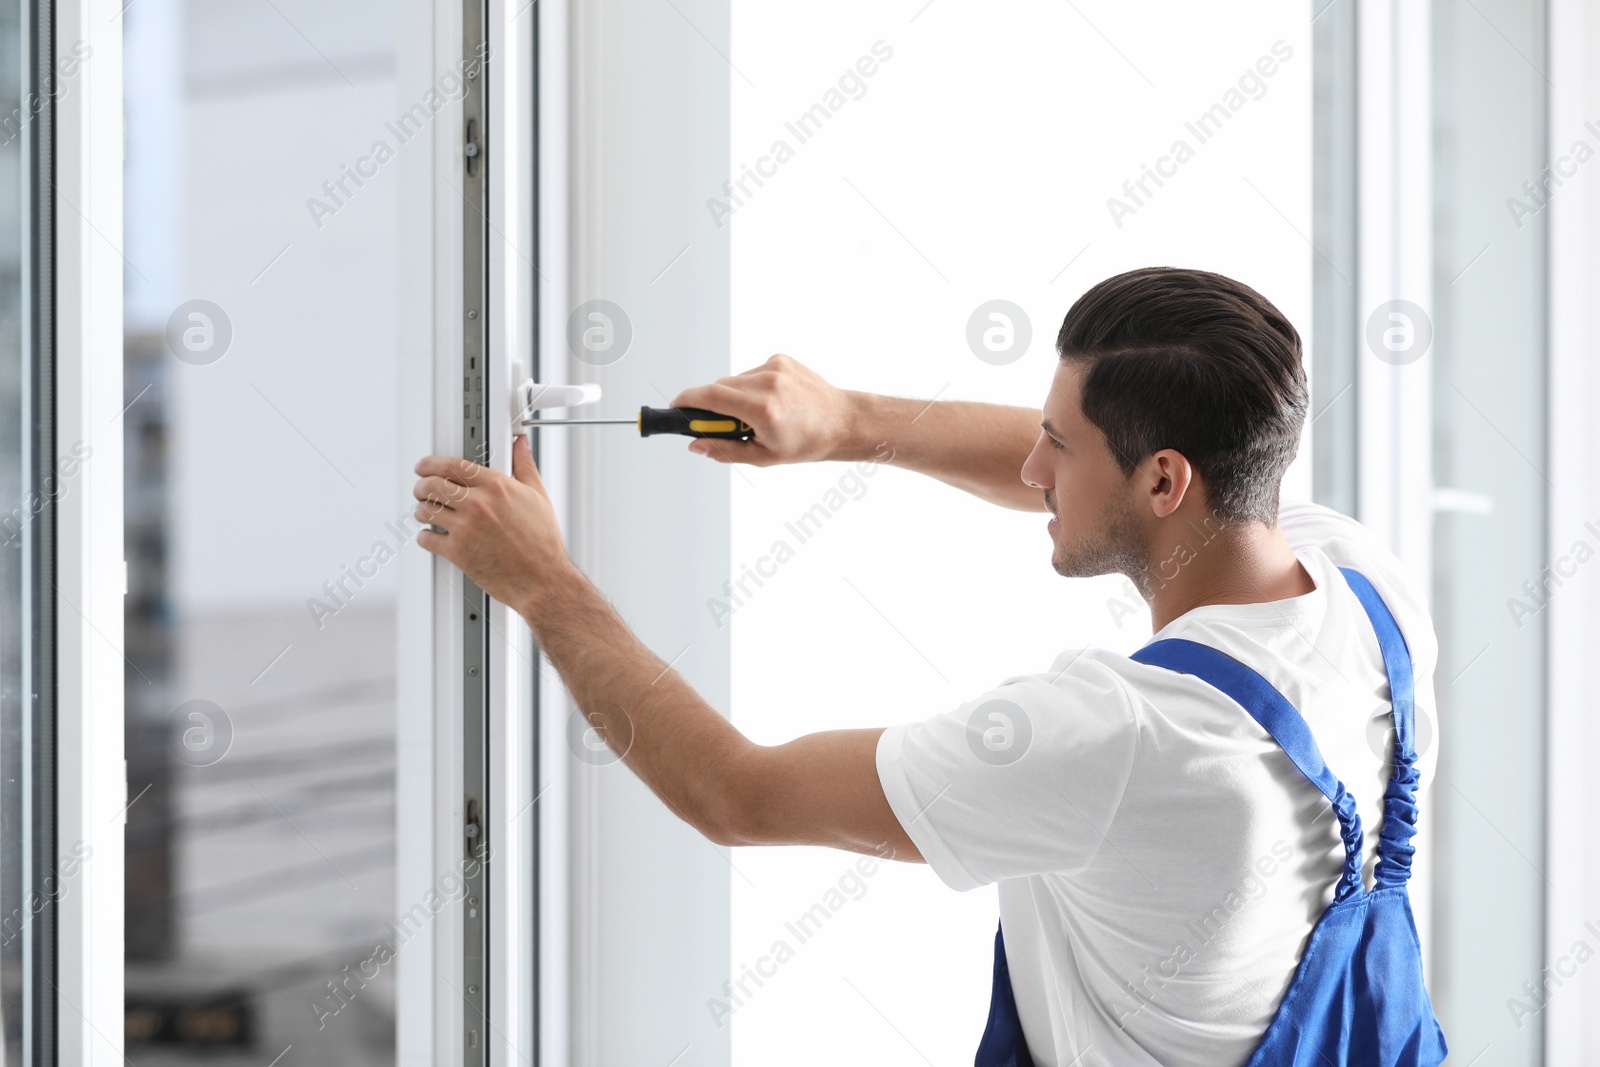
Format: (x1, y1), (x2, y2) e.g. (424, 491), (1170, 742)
(413, 266), (1446, 1066)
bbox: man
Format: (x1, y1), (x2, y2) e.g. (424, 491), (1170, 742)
(413, 267), (1445, 1066)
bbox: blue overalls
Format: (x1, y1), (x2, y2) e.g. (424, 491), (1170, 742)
(974, 567), (1447, 1067)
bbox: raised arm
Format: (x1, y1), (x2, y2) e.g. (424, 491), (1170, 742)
(670, 354), (1046, 512)
(412, 442), (924, 863)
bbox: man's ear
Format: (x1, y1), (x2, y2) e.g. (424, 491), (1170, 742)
(1145, 449), (1193, 519)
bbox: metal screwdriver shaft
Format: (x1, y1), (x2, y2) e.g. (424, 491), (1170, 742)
(520, 418), (635, 425)
(521, 405), (755, 440)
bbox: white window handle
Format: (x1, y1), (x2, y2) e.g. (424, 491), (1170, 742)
(511, 360), (602, 422)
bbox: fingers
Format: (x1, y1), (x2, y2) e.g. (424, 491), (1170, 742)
(669, 380), (769, 425)
(670, 358), (779, 404)
(668, 381), (727, 411)
(413, 475), (468, 509)
(412, 472), (470, 531)
(414, 499), (453, 530)
(511, 433), (544, 488)
(416, 526), (456, 563)
(672, 353), (801, 410)
(415, 454), (489, 485)
(685, 438), (772, 466)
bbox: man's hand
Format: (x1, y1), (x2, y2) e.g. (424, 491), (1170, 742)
(412, 430), (922, 864)
(413, 434), (574, 612)
(674, 353), (1047, 511)
(670, 353), (863, 466)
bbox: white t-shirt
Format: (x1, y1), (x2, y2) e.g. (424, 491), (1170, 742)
(875, 501), (1439, 1067)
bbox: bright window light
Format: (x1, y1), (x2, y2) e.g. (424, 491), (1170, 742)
(728, 2), (1311, 1061)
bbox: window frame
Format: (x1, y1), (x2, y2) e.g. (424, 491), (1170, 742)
(394, 0), (540, 1062)
(1545, 0), (1593, 1058)
(51, 0), (126, 1061)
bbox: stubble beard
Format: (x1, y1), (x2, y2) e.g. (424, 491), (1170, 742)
(1051, 487), (1153, 597)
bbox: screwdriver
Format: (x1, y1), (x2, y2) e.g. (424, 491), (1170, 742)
(522, 405), (755, 440)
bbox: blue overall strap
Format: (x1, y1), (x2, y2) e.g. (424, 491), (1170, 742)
(974, 922), (1035, 1067)
(1131, 639), (1365, 902)
(1122, 570), (1446, 1065)
(1336, 567), (1421, 889)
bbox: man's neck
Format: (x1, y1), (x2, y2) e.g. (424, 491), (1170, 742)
(1139, 517), (1314, 633)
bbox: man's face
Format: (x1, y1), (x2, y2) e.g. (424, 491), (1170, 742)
(1020, 362), (1149, 581)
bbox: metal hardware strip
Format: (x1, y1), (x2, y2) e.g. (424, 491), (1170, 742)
(26, 0), (58, 1059)
(461, 0), (490, 1060)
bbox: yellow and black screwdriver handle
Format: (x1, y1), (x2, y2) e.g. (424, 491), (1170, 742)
(637, 405), (755, 440)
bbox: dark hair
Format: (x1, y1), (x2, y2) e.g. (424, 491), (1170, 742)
(1055, 266), (1307, 524)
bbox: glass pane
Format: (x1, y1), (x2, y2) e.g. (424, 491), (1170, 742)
(1429, 0), (1547, 1061)
(0, 0), (44, 1058)
(727, 2), (1313, 1061)
(123, 2), (400, 1063)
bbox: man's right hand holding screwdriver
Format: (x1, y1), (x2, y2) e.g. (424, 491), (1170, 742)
(670, 353), (1048, 513)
